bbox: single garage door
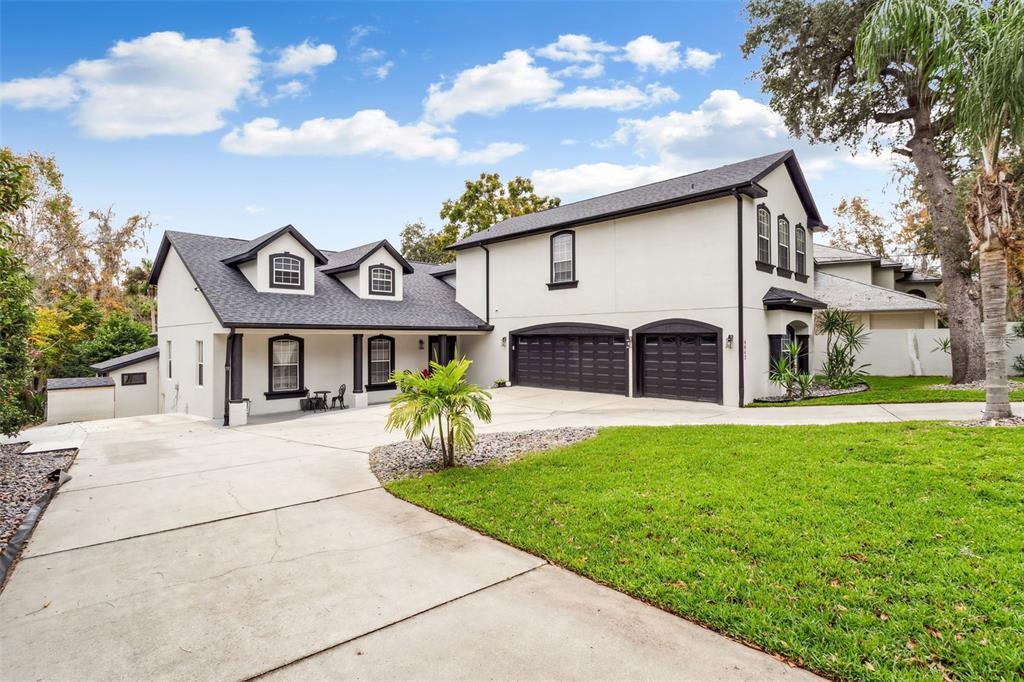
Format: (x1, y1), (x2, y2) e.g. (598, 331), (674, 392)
(511, 324), (627, 396)
(636, 319), (722, 403)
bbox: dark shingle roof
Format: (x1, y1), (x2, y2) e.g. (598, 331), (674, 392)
(153, 231), (488, 330)
(221, 225), (328, 266)
(452, 150), (823, 249)
(762, 287), (828, 311)
(47, 377), (114, 391)
(320, 239), (414, 275)
(89, 345), (159, 373)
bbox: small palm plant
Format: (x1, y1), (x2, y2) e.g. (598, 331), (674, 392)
(386, 357), (492, 468)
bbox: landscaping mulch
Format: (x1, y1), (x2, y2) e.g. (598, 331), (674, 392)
(370, 427), (597, 483)
(931, 379), (1024, 391)
(754, 383), (868, 403)
(1, 442), (77, 556)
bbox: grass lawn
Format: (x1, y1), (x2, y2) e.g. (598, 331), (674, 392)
(388, 423), (1024, 681)
(755, 375), (1024, 406)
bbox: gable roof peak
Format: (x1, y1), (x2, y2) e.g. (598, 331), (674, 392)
(220, 224), (328, 266)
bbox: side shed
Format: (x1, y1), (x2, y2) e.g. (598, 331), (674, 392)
(46, 377), (115, 424)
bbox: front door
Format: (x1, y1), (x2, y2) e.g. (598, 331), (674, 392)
(428, 335), (457, 365)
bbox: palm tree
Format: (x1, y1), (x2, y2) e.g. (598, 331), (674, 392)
(856, 0), (1024, 419)
(385, 357), (492, 468)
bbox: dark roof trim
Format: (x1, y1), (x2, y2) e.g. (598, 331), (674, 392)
(763, 287), (828, 312)
(430, 267), (456, 278)
(320, 239), (414, 275)
(89, 345), (159, 372)
(749, 152), (826, 231)
(221, 225), (328, 266)
(229, 322), (493, 332)
(634, 318), (723, 335)
(450, 183), (767, 251)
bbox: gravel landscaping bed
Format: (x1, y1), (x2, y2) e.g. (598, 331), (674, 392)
(931, 379), (1024, 391)
(371, 427), (597, 483)
(952, 416), (1024, 427)
(1, 442), (77, 555)
(754, 383), (868, 403)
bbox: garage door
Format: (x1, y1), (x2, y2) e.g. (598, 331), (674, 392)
(636, 320), (722, 403)
(511, 325), (627, 395)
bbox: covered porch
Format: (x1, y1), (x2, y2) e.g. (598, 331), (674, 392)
(220, 328), (485, 424)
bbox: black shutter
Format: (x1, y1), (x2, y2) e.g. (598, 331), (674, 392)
(796, 335), (810, 374)
(768, 334), (785, 366)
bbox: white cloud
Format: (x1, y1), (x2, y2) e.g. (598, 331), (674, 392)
(244, 205), (266, 215)
(554, 63), (605, 79)
(533, 161), (690, 197)
(349, 25), (377, 48)
(274, 80), (306, 99)
(683, 47), (721, 72)
(274, 40), (337, 75)
(370, 61), (394, 80)
(2, 28), (261, 139)
(357, 47), (386, 62)
(457, 141), (525, 165)
(560, 138), (578, 146)
(543, 83), (678, 111)
(0, 75), (78, 109)
(620, 35), (681, 73)
(536, 34), (616, 62)
(423, 50), (562, 122)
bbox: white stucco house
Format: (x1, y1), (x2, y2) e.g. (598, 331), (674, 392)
(139, 149), (829, 424)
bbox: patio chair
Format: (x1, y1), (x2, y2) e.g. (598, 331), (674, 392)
(299, 389), (313, 412)
(331, 384), (347, 410)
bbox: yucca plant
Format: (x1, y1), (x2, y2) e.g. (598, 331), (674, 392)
(386, 357), (492, 468)
(769, 341), (804, 399)
(815, 309), (870, 389)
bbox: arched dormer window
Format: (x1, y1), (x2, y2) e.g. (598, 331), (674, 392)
(270, 253), (303, 289)
(756, 205), (771, 265)
(777, 215), (791, 272)
(369, 264), (395, 296)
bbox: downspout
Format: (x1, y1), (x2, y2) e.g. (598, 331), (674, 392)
(479, 244), (490, 325)
(734, 191), (745, 407)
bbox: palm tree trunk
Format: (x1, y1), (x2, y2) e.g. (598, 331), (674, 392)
(436, 416), (449, 467)
(979, 243), (1011, 419)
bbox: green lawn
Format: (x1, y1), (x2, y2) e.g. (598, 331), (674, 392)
(388, 424), (1024, 681)
(754, 375), (1024, 406)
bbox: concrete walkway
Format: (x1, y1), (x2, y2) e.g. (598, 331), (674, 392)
(0, 389), (994, 681)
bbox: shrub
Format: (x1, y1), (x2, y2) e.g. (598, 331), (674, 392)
(1013, 354), (1024, 376)
(815, 309), (870, 389)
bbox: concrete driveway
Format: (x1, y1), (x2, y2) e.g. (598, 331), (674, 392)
(3, 387), (986, 681)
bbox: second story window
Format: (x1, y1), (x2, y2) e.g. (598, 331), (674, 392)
(795, 225), (807, 275)
(550, 231), (575, 284)
(369, 265), (395, 295)
(270, 254), (303, 289)
(757, 205), (771, 264)
(778, 216), (791, 271)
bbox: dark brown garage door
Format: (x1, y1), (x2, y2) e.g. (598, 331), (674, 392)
(637, 328), (722, 403)
(512, 327), (627, 396)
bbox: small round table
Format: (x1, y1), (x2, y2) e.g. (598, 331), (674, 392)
(312, 391), (331, 412)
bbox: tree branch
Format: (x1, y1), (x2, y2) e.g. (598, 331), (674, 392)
(893, 148), (914, 158)
(874, 108), (916, 124)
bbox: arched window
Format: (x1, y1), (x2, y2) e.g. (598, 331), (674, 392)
(368, 335), (396, 387)
(369, 264), (395, 295)
(777, 215), (791, 271)
(795, 224), (807, 275)
(268, 335), (303, 396)
(270, 253), (303, 289)
(550, 231), (575, 285)
(756, 205), (771, 264)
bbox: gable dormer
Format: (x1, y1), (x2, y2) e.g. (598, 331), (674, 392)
(321, 239), (414, 301)
(221, 225), (327, 296)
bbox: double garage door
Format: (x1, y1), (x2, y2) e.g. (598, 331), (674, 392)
(510, 321), (722, 403)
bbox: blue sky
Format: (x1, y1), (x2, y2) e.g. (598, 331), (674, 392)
(1, 1), (900, 262)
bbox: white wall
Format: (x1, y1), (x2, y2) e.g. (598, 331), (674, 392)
(155, 246), (226, 419)
(47, 386), (115, 424)
(817, 261), (873, 284)
(243, 232), (317, 296)
(109, 356), (160, 417)
(894, 280), (939, 299)
(872, 267), (896, 289)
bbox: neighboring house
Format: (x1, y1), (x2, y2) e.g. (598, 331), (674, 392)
(142, 150), (828, 421)
(44, 346), (161, 424)
(813, 244), (943, 329)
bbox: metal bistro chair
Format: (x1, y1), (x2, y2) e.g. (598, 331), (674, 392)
(331, 384), (347, 410)
(299, 389), (313, 412)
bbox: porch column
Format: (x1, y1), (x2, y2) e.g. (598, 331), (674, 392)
(230, 333), (243, 400)
(352, 333), (367, 409)
(438, 334), (449, 364)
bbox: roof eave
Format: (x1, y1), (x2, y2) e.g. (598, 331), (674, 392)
(221, 225), (329, 267)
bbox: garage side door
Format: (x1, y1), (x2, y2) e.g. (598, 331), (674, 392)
(512, 334), (627, 395)
(638, 333), (720, 402)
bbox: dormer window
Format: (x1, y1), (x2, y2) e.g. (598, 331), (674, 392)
(369, 264), (395, 296)
(270, 253), (303, 289)
(548, 231), (577, 289)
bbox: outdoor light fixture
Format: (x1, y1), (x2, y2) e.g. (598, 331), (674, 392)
(726, 334), (734, 349)
(418, 339), (424, 350)
(501, 336), (507, 347)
